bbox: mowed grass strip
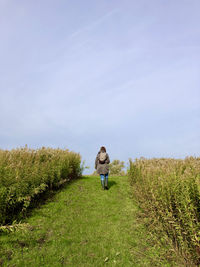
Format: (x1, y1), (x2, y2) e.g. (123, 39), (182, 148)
(0, 176), (178, 266)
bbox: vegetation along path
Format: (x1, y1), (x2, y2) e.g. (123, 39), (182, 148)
(1, 176), (178, 266)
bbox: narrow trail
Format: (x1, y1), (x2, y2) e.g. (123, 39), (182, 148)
(1, 176), (174, 266)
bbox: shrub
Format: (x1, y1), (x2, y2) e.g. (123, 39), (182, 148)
(109, 160), (126, 176)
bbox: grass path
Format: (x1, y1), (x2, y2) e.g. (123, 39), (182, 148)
(0, 176), (177, 266)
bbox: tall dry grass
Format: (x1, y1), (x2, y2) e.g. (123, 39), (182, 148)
(129, 157), (200, 265)
(0, 146), (82, 226)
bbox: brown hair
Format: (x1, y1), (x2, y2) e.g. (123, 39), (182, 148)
(100, 146), (106, 152)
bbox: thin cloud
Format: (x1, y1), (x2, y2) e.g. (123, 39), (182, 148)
(69, 8), (119, 38)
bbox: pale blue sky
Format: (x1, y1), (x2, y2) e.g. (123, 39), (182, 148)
(0, 0), (200, 173)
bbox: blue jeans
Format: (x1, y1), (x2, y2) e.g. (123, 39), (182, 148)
(100, 173), (108, 185)
(100, 173), (108, 180)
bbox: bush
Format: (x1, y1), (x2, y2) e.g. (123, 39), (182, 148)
(109, 160), (126, 176)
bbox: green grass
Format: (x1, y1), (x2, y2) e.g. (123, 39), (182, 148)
(0, 176), (180, 266)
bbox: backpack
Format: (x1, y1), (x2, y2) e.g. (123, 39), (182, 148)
(99, 152), (107, 164)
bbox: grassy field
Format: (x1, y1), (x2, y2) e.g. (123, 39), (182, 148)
(0, 175), (180, 267)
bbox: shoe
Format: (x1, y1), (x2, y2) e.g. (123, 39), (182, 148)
(105, 186), (109, 190)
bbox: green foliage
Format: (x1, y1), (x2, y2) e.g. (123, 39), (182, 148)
(129, 157), (200, 265)
(0, 176), (178, 266)
(0, 147), (82, 226)
(109, 159), (126, 176)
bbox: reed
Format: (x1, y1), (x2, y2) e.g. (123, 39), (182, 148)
(0, 146), (82, 226)
(129, 157), (200, 264)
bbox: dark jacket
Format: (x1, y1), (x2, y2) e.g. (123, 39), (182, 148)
(95, 152), (110, 175)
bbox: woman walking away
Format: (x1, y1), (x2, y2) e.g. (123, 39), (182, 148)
(95, 146), (110, 190)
